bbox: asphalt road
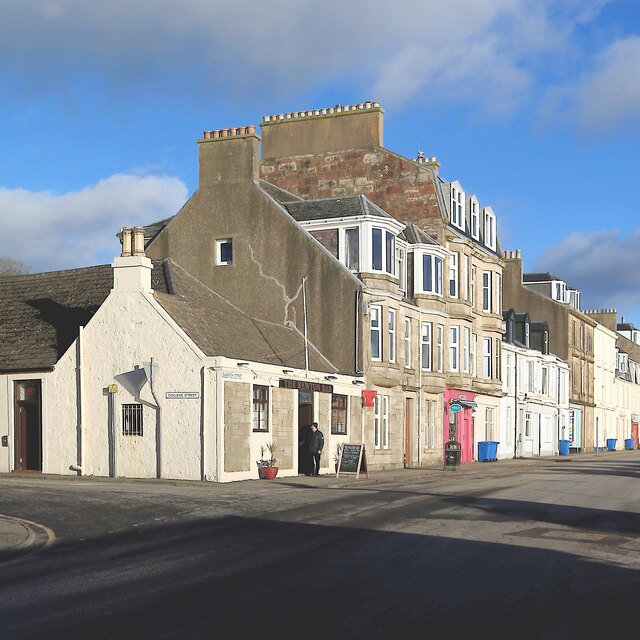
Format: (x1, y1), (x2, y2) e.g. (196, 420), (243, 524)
(1, 455), (640, 639)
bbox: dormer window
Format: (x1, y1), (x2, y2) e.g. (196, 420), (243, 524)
(552, 281), (566, 303)
(450, 184), (465, 231)
(483, 208), (496, 251)
(470, 198), (479, 240)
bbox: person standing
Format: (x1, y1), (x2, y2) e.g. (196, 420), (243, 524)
(308, 422), (324, 476)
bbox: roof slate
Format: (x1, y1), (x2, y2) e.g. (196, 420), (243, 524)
(283, 194), (392, 223)
(0, 265), (113, 372)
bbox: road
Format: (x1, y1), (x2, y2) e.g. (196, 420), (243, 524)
(1, 455), (639, 639)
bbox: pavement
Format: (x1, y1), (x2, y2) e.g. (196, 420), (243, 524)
(0, 448), (636, 563)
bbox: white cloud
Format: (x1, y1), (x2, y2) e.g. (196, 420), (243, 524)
(0, 174), (188, 273)
(0, 1), (609, 116)
(576, 37), (640, 134)
(541, 36), (640, 135)
(534, 228), (640, 317)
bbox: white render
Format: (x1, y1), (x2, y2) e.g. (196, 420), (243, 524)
(500, 342), (570, 459)
(0, 254), (364, 482)
(593, 322), (618, 449)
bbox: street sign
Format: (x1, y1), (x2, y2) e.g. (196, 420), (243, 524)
(450, 403), (462, 413)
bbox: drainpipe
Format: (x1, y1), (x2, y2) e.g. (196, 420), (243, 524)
(514, 352), (519, 459)
(302, 278), (309, 373)
(147, 356), (162, 479)
(355, 290), (362, 374)
(76, 325), (85, 475)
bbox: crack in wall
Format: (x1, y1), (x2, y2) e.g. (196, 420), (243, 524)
(248, 244), (302, 326)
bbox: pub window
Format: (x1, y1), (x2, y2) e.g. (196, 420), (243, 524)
(253, 384), (269, 432)
(122, 404), (143, 436)
(331, 394), (348, 435)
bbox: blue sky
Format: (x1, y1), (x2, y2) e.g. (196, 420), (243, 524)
(1, 1), (640, 322)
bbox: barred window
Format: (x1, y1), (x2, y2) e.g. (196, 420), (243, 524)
(253, 385), (269, 432)
(122, 404), (143, 436)
(331, 394), (348, 435)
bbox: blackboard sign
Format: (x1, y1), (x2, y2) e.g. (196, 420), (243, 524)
(336, 443), (368, 479)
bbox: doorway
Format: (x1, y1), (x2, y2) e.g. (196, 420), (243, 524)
(404, 398), (413, 467)
(14, 380), (42, 472)
(298, 390), (314, 475)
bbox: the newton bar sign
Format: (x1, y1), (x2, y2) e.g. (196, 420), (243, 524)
(449, 403), (463, 413)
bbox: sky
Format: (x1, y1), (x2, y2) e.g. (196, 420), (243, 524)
(1, 1), (640, 321)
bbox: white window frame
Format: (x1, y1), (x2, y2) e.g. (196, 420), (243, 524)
(425, 399), (437, 449)
(449, 252), (458, 299)
(485, 407), (495, 441)
(483, 337), (492, 378)
(450, 325), (459, 372)
(345, 227), (360, 272)
(470, 198), (480, 240)
(482, 271), (492, 312)
(463, 327), (470, 373)
(404, 318), (411, 369)
(421, 322), (432, 372)
(451, 184), (465, 231)
(396, 245), (406, 294)
(370, 305), (382, 362)
(437, 324), (444, 373)
(388, 309), (396, 364)
(470, 333), (477, 376)
(421, 253), (443, 295)
(216, 238), (233, 266)
(483, 208), (496, 251)
(374, 394), (389, 450)
(471, 264), (476, 308)
(494, 273), (501, 315)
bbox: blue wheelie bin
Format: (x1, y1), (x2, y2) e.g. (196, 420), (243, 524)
(559, 440), (570, 456)
(624, 438), (634, 450)
(478, 441), (491, 462)
(606, 438), (617, 451)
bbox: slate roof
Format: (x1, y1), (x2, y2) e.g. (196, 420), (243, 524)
(0, 265), (113, 372)
(153, 260), (338, 372)
(257, 180), (302, 206)
(523, 272), (562, 282)
(282, 194), (393, 223)
(400, 223), (439, 246)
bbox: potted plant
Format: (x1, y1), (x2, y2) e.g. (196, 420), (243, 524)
(257, 442), (279, 479)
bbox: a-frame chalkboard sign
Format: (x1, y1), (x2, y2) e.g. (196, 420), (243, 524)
(336, 443), (369, 479)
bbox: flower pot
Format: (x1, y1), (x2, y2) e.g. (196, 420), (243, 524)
(260, 467), (279, 480)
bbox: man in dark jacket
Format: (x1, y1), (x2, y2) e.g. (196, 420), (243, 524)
(308, 422), (324, 476)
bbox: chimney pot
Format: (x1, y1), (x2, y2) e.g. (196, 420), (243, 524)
(246, 125), (256, 135)
(220, 129), (228, 137)
(133, 226), (145, 256)
(121, 227), (132, 257)
(203, 131), (211, 139)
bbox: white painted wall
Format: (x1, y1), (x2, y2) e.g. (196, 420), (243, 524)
(48, 288), (206, 480)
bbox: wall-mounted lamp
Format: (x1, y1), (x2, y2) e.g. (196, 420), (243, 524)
(282, 368), (294, 374)
(352, 379), (365, 385)
(325, 375), (337, 381)
(237, 362), (250, 368)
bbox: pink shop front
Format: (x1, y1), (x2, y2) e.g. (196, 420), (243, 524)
(443, 388), (477, 464)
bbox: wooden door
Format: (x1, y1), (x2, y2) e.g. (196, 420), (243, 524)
(14, 380), (42, 472)
(298, 391), (314, 475)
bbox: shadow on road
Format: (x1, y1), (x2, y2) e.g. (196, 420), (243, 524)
(1, 510), (639, 640)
